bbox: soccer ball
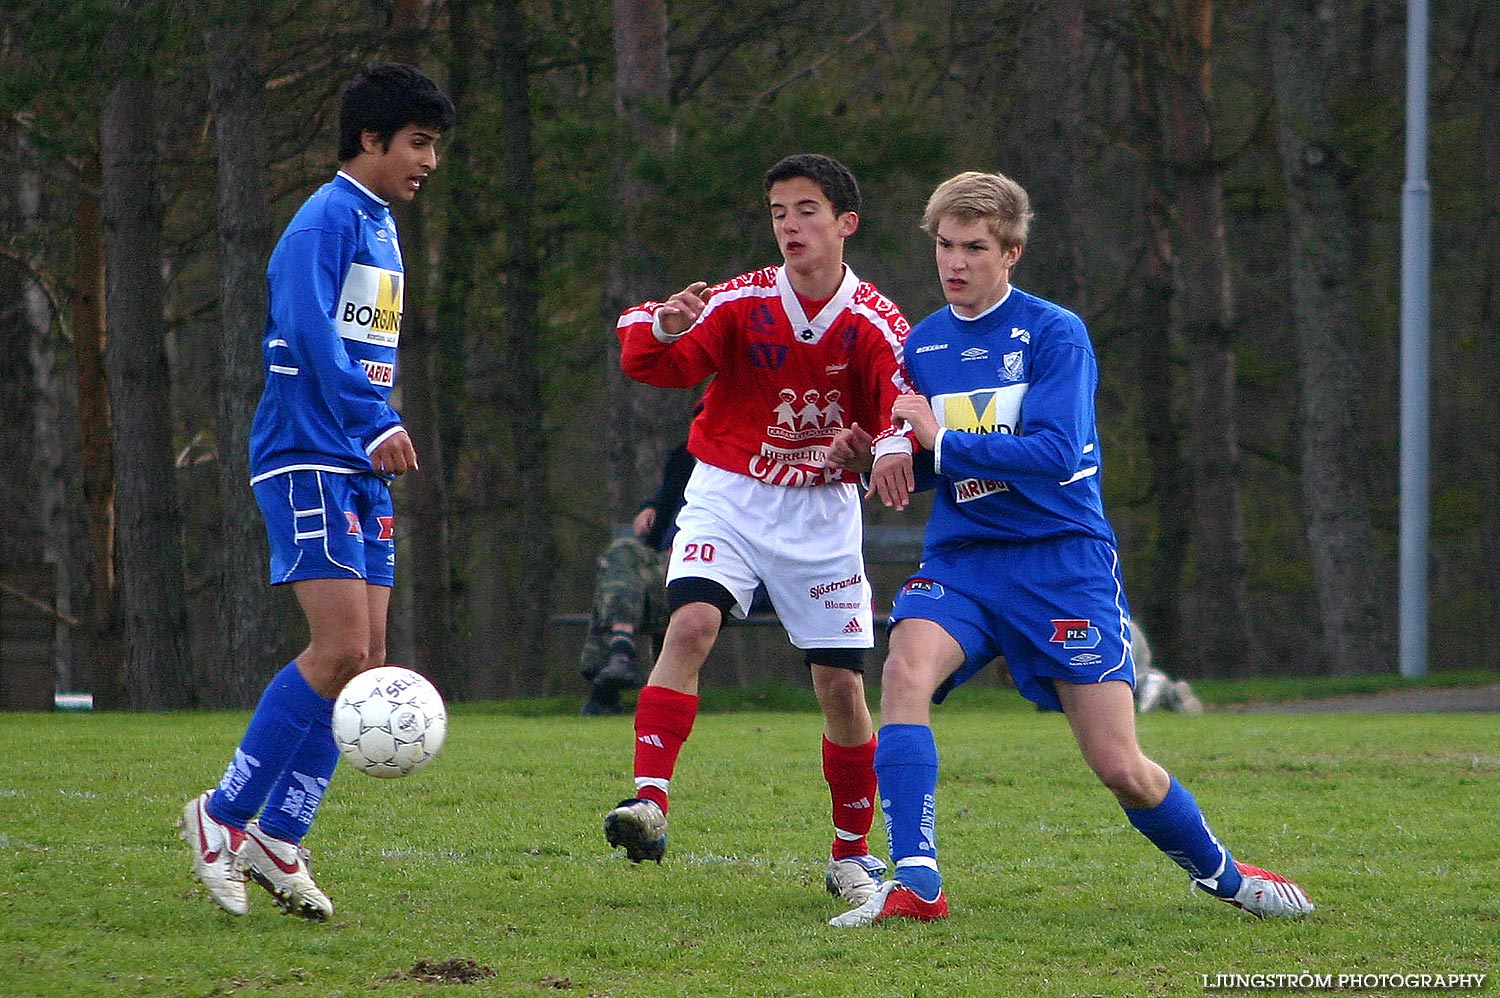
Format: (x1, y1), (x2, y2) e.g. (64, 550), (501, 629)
(332, 666), (447, 778)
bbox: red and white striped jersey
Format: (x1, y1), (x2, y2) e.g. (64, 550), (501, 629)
(618, 264), (910, 487)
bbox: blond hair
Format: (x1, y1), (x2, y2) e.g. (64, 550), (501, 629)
(921, 171), (1033, 248)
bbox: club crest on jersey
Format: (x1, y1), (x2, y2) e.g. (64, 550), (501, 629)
(1000, 351), (1024, 383)
(1050, 618), (1101, 649)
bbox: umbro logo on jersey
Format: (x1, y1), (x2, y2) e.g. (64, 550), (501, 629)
(1011, 326), (1031, 343)
(961, 347), (988, 361)
(637, 734), (664, 748)
(842, 617), (863, 634)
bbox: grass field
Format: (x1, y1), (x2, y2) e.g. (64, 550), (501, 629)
(1, 682), (1495, 997)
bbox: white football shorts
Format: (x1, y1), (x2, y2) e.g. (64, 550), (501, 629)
(666, 462), (873, 650)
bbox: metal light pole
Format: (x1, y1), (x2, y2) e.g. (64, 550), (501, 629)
(1399, 0), (1430, 678)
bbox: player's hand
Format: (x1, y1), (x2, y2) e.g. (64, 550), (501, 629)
(868, 453), (915, 510)
(825, 422), (874, 474)
(891, 393), (939, 450)
(632, 506), (657, 540)
(370, 430), (418, 476)
(658, 281), (712, 336)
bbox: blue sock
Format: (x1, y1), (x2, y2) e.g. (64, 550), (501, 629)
(208, 662), (334, 831)
(256, 708), (339, 843)
(875, 723), (943, 901)
(1123, 776), (1242, 897)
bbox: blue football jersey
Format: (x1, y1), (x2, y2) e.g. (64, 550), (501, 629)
(249, 173), (406, 483)
(903, 287), (1118, 552)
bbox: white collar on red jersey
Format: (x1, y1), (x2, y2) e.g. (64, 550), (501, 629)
(777, 264), (858, 345)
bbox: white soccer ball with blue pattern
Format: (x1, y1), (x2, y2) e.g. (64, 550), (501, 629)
(333, 666), (447, 778)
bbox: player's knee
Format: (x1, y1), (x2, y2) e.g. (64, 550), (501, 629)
(662, 603), (722, 657)
(877, 654), (929, 708)
(1091, 756), (1157, 803)
(811, 659), (864, 702)
(300, 643), (371, 697)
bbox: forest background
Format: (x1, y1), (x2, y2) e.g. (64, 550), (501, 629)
(0, 0), (1495, 709)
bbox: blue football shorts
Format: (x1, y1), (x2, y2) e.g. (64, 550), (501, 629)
(253, 470), (396, 587)
(889, 534), (1134, 712)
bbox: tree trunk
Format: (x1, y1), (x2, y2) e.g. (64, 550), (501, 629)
(494, 0), (555, 694)
(100, 18), (193, 708)
(1125, 23), (1193, 671)
(71, 156), (123, 706)
(203, 5), (293, 707)
(389, 0), (458, 692)
(606, 0), (684, 522)
(437, 0), (492, 698)
(1004, 0), (1086, 310)
(1158, 0), (1257, 676)
(16, 139), (79, 694)
(1479, 2), (1500, 672)
(1266, 0), (1391, 675)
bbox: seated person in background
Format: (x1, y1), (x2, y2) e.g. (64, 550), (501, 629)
(579, 440), (696, 716)
(1130, 618), (1203, 715)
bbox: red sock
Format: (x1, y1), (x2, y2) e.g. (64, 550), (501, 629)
(632, 684), (698, 814)
(823, 734), (878, 859)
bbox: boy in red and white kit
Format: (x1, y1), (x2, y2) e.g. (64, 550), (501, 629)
(604, 154), (913, 910)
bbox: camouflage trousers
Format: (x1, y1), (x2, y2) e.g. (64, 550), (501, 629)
(579, 536), (669, 681)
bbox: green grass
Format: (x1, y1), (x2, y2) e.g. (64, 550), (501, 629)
(2, 690), (1496, 997)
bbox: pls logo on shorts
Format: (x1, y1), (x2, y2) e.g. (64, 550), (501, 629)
(1050, 618), (1101, 649)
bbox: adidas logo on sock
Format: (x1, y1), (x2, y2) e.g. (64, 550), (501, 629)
(842, 617), (863, 634)
(841, 797), (873, 809)
(637, 734), (664, 748)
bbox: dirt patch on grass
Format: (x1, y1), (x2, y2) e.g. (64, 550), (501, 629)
(384, 958), (497, 984)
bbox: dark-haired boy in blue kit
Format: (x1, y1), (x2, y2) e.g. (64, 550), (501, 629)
(180, 64), (455, 920)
